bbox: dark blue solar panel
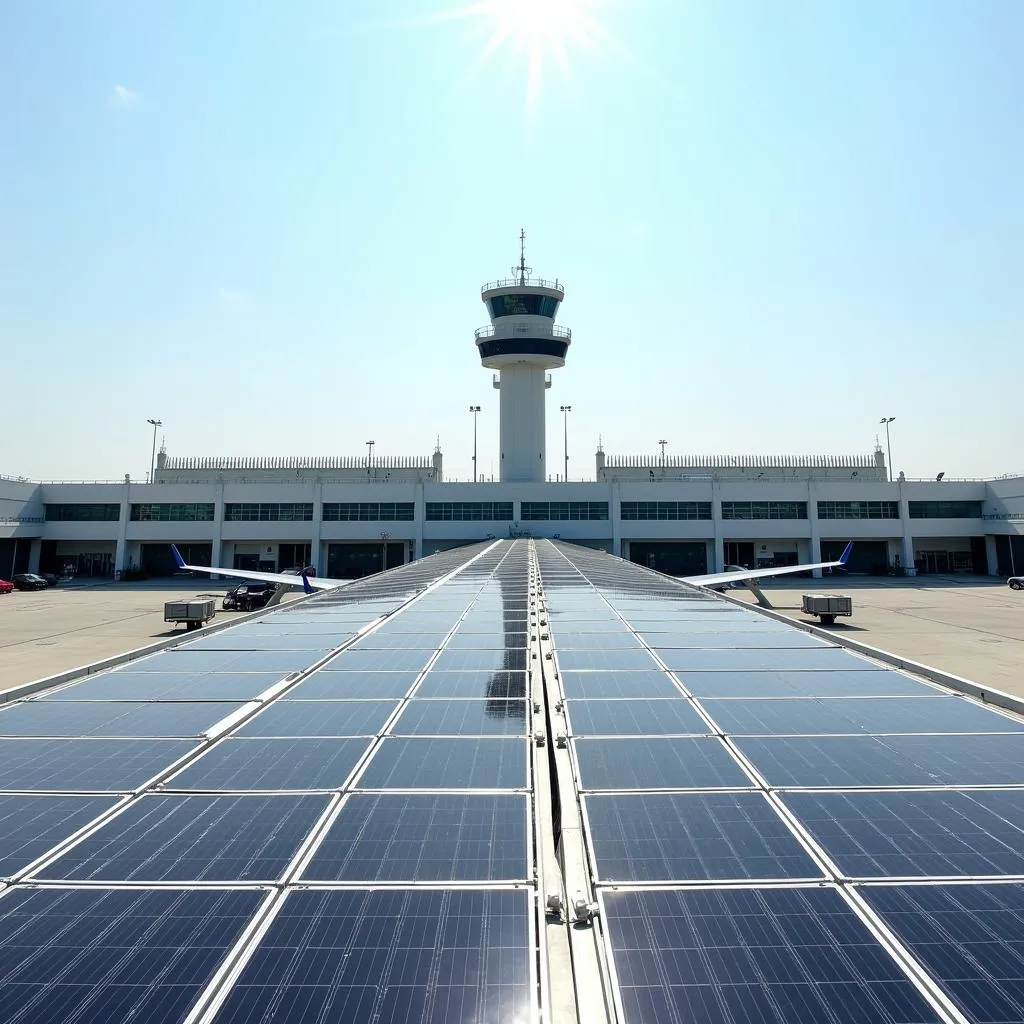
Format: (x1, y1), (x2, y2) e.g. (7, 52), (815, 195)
(170, 737), (372, 790)
(149, 650), (326, 673)
(439, 632), (529, 649)
(350, 633), (449, 650)
(864, 883), (1024, 1024)
(557, 650), (660, 671)
(211, 889), (531, 1024)
(0, 795), (118, 876)
(0, 738), (197, 791)
(551, 634), (646, 649)
(566, 699), (709, 736)
(413, 671), (528, 699)
(301, 794), (528, 881)
(285, 670), (419, 699)
(391, 700), (528, 736)
(431, 648), (530, 671)
(573, 738), (751, 790)
(681, 670), (938, 699)
(559, 671), (683, 699)
(356, 738), (527, 789)
(41, 670), (285, 702)
(36, 793), (329, 881)
(783, 790), (1024, 877)
(236, 700), (399, 737)
(645, 632), (827, 649)
(585, 792), (822, 882)
(602, 887), (942, 1024)
(659, 648), (865, 672)
(0, 701), (243, 737)
(0, 888), (264, 1024)
(741, 734), (1024, 788)
(707, 697), (1024, 736)
(323, 649), (434, 672)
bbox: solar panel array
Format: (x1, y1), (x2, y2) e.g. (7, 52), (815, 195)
(539, 541), (1024, 1024)
(1, 538), (1024, 1022)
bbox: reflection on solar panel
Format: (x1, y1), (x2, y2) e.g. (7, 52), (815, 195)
(4, 538), (1024, 1022)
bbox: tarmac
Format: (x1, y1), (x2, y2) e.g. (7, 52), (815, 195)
(0, 574), (1022, 698)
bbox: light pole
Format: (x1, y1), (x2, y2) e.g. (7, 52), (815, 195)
(380, 530), (392, 573)
(658, 439), (667, 468)
(469, 406), (481, 482)
(146, 418), (162, 483)
(879, 417), (895, 482)
(366, 440), (375, 479)
(560, 405), (571, 481)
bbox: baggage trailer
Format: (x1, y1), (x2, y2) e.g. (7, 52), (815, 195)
(164, 598), (216, 631)
(801, 593), (852, 626)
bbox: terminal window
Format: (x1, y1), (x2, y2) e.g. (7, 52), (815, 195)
(908, 501), (982, 518)
(223, 503), (314, 522)
(425, 502), (514, 521)
(520, 502), (609, 521)
(130, 503), (215, 522)
(817, 501), (899, 519)
(44, 503), (120, 522)
(620, 502), (712, 521)
(323, 503), (415, 521)
(721, 501), (808, 520)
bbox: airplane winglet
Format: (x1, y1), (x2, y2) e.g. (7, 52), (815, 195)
(839, 541), (853, 566)
(171, 544), (186, 569)
(301, 573), (314, 595)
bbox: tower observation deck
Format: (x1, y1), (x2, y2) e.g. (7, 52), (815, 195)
(476, 232), (571, 483)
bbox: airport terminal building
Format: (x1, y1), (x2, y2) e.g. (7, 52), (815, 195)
(4, 255), (1024, 581)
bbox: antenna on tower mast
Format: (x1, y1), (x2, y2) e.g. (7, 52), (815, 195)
(513, 228), (532, 286)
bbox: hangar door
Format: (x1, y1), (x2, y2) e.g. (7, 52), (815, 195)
(628, 542), (707, 577)
(821, 540), (889, 575)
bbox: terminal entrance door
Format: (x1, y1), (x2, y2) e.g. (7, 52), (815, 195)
(724, 542), (754, 569)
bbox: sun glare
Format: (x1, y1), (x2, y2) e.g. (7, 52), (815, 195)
(469, 0), (606, 111)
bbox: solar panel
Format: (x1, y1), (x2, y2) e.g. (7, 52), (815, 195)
(168, 737), (373, 791)
(565, 699), (709, 736)
(680, 669), (939, 699)
(584, 792), (823, 882)
(300, 793), (529, 882)
(783, 790), (1024, 878)
(559, 671), (684, 699)
(0, 737), (198, 792)
(208, 889), (533, 1024)
(0, 700), (245, 737)
(658, 648), (874, 672)
(391, 699), (528, 736)
(39, 670), (287, 702)
(34, 793), (329, 882)
(235, 700), (400, 737)
(0, 795), (118, 876)
(572, 738), (752, 791)
(0, 888), (265, 1024)
(284, 670), (420, 699)
(413, 670), (528, 699)
(355, 737), (527, 790)
(863, 883), (1024, 1023)
(600, 887), (943, 1024)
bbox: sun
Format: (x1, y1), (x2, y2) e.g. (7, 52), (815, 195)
(468, 0), (607, 111)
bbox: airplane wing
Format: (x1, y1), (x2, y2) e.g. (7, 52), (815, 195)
(171, 544), (349, 591)
(683, 541), (853, 588)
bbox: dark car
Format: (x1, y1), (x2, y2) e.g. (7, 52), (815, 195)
(12, 573), (48, 591)
(222, 581), (278, 612)
(39, 573), (60, 587)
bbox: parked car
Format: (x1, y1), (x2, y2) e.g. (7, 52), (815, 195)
(222, 582), (278, 612)
(1009, 576), (1024, 591)
(12, 573), (48, 591)
(39, 573), (60, 587)
(0, 579), (13, 595)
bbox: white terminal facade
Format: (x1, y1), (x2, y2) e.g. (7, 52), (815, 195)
(3, 248), (1024, 580)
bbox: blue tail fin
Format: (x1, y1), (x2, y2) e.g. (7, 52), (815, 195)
(171, 544), (186, 569)
(301, 573), (314, 595)
(839, 541), (853, 565)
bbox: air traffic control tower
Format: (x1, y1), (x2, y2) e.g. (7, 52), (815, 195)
(476, 232), (571, 483)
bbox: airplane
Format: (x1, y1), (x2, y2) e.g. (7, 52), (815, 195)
(172, 541), (853, 593)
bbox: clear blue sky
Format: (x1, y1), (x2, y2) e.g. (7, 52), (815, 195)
(2, 0), (1022, 482)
